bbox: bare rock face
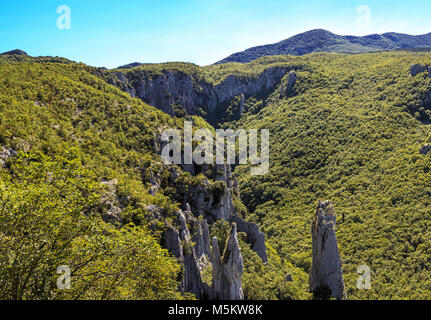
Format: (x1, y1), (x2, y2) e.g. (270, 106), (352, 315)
(183, 177), (234, 223)
(164, 211), (245, 300)
(410, 64), (428, 77)
(210, 223), (244, 300)
(164, 227), (183, 260)
(233, 216), (268, 262)
(192, 219), (211, 258)
(420, 144), (431, 155)
(0, 146), (16, 168)
(108, 67), (289, 125)
(309, 201), (346, 300)
(239, 94), (245, 116)
(167, 210), (206, 297)
(183, 252), (205, 297)
(100, 179), (122, 224)
(155, 161), (260, 300)
(285, 71), (298, 96)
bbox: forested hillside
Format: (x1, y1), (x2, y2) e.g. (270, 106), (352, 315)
(0, 54), (308, 300)
(0, 56), (189, 299)
(108, 51), (431, 299)
(223, 52), (431, 299)
(216, 29), (431, 64)
(1, 50), (430, 300)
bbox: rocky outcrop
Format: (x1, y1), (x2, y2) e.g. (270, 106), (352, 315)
(164, 209), (245, 300)
(233, 216), (268, 262)
(210, 223), (244, 300)
(107, 66), (290, 125)
(180, 175), (234, 223)
(309, 201), (346, 300)
(148, 131), (263, 300)
(164, 227), (183, 260)
(165, 209), (206, 297)
(420, 144), (431, 155)
(100, 179), (122, 224)
(410, 64), (428, 76)
(0, 146), (16, 168)
(239, 94), (245, 116)
(285, 71), (298, 96)
(192, 219), (211, 258)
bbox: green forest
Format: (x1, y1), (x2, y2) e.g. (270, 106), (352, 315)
(0, 50), (430, 299)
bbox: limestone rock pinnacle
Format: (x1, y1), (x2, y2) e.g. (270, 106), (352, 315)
(309, 201), (346, 300)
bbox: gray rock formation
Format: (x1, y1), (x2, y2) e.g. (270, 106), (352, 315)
(192, 219), (211, 258)
(211, 223), (244, 300)
(279, 81), (284, 98)
(285, 71), (298, 96)
(107, 67), (289, 124)
(0, 146), (16, 168)
(410, 64), (428, 76)
(165, 210), (206, 297)
(233, 216), (268, 262)
(164, 211), (245, 300)
(100, 179), (122, 224)
(420, 144), (431, 155)
(182, 175), (234, 223)
(239, 94), (245, 116)
(148, 145), (263, 300)
(309, 201), (346, 300)
(164, 226), (183, 260)
(163, 211), (244, 300)
(183, 252), (205, 297)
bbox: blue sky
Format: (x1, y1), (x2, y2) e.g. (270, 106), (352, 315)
(1, 0), (431, 68)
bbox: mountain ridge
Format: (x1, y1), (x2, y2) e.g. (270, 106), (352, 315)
(215, 29), (431, 64)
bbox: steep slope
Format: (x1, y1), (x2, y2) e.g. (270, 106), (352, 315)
(0, 55), (185, 299)
(0, 54), (308, 300)
(100, 59), (303, 127)
(227, 51), (431, 299)
(109, 51), (431, 299)
(216, 29), (431, 64)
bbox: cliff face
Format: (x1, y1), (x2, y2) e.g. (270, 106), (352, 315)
(409, 64), (431, 124)
(309, 201), (346, 300)
(107, 66), (289, 125)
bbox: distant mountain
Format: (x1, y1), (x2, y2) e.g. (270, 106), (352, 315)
(0, 49), (28, 56)
(117, 62), (143, 69)
(216, 29), (431, 64)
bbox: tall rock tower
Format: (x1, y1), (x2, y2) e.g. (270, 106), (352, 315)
(309, 201), (347, 300)
(211, 223), (244, 300)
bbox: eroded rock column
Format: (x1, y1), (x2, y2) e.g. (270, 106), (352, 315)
(211, 223), (244, 300)
(309, 201), (346, 300)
